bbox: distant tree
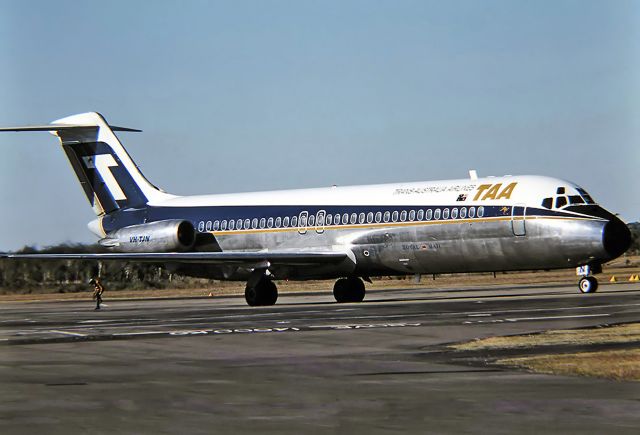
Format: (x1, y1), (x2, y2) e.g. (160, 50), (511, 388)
(628, 222), (640, 255)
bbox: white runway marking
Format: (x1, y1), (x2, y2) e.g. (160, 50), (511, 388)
(464, 302), (640, 316)
(50, 330), (87, 337)
(112, 331), (167, 336)
(505, 313), (610, 322)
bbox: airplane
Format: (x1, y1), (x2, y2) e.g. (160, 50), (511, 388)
(0, 112), (631, 306)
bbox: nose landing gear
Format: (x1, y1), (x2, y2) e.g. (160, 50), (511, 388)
(577, 264), (601, 294)
(578, 276), (598, 294)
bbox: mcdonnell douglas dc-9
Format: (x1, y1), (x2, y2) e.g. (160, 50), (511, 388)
(0, 112), (631, 306)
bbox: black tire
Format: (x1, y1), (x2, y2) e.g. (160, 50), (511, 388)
(261, 279), (278, 305)
(333, 277), (366, 303)
(578, 276), (598, 294)
(333, 278), (350, 303)
(245, 285), (260, 306)
(245, 278), (278, 306)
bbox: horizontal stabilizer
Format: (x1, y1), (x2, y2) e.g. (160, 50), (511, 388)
(0, 125), (141, 132)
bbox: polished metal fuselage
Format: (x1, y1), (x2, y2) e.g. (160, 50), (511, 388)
(187, 214), (608, 281)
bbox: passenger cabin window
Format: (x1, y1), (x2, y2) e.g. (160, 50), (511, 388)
(275, 217), (281, 228)
(259, 218), (266, 228)
(434, 209), (441, 220)
(237, 219), (243, 230)
(477, 206), (484, 218)
(252, 218), (258, 229)
(426, 209), (433, 220)
(375, 211), (382, 223)
(392, 211), (399, 222)
(555, 196), (567, 208)
(214, 220), (220, 231)
(221, 220), (227, 230)
(409, 210), (416, 221)
(326, 215), (332, 225)
(367, 212), (374, 223)
(228, 220), (235, 230)
(417, 209), (424, 221)
(451, 208), (458, 219)
(334, 214), (340, 225)
(308, 215), (315, 226)
(442, 208), (450, 219)
(244, 219), (251, 229)
(343, 213), (349, 224)
(541, 198), (553, 209)
(400, 210), (407, 222)
(383, 211), (391, 222)
(283, 216), (290, 227)
(198, 221), (205, 232)
(317, 214), (324, 226)
(291, 216), (298, 227)
(350, 213), (357, 224)
(469, 207), (475, 218)
(358, 213), (365, 224)
(205, 221), (212, 231)
(300, 215), (307, 227)
(460, 207), (467, 219)
(267, 217), (274, 228)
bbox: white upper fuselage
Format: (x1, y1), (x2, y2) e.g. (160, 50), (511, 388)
(150, 175), (572, 209)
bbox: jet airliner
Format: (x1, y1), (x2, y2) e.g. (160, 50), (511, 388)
(0, 112), (631, 306)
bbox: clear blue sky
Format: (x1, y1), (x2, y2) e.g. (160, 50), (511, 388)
(1, 0), (638, 250)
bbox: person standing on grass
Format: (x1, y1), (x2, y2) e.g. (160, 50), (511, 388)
(91, 278), (105, 310)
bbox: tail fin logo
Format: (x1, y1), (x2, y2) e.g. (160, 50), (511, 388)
(82, 154), (127, 201)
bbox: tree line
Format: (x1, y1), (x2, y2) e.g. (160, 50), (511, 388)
(0, 244), (203, 294)
(1, 222), (638, 293)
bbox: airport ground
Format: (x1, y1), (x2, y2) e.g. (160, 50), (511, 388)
(1, 281), (640, 434)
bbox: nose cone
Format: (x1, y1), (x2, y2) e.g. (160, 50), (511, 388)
(603, 216), (631, 260)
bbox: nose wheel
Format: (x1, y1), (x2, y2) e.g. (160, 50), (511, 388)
(578, 276), (598, 294)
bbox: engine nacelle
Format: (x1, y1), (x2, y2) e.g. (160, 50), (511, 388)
(99, 220), (196, 252)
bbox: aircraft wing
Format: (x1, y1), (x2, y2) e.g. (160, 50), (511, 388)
(0, 250), (350, 267)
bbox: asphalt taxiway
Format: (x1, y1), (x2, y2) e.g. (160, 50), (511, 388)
(1, 283), (640, 434)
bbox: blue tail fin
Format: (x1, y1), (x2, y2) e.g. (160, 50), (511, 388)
(1, 112), (174, 215)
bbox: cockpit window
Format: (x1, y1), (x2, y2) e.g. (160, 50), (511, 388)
(555, 196), (567, 208)
(576, 188), (595, 204)
(541, 198), (552, 209)
(569, 195), (585, 205)
(556, 187), (565, 194)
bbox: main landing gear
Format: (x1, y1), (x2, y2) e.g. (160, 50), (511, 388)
(244, 275), (367, 306)
(333, 277), (366, 303)
(578, 276), (598, 294)
(245, 275), (278, 306)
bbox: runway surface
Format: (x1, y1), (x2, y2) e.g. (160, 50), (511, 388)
(2, 282), (640, 434)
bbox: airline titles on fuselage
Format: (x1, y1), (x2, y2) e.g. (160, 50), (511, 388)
(394, 182), (518, 202)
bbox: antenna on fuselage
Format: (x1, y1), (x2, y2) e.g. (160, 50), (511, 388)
(469, 170), (478, 180)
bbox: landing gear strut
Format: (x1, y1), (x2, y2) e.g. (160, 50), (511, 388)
(333, 277), (366, 303)
(245, 275), (278, 306)
(578, 276), (598, 294)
